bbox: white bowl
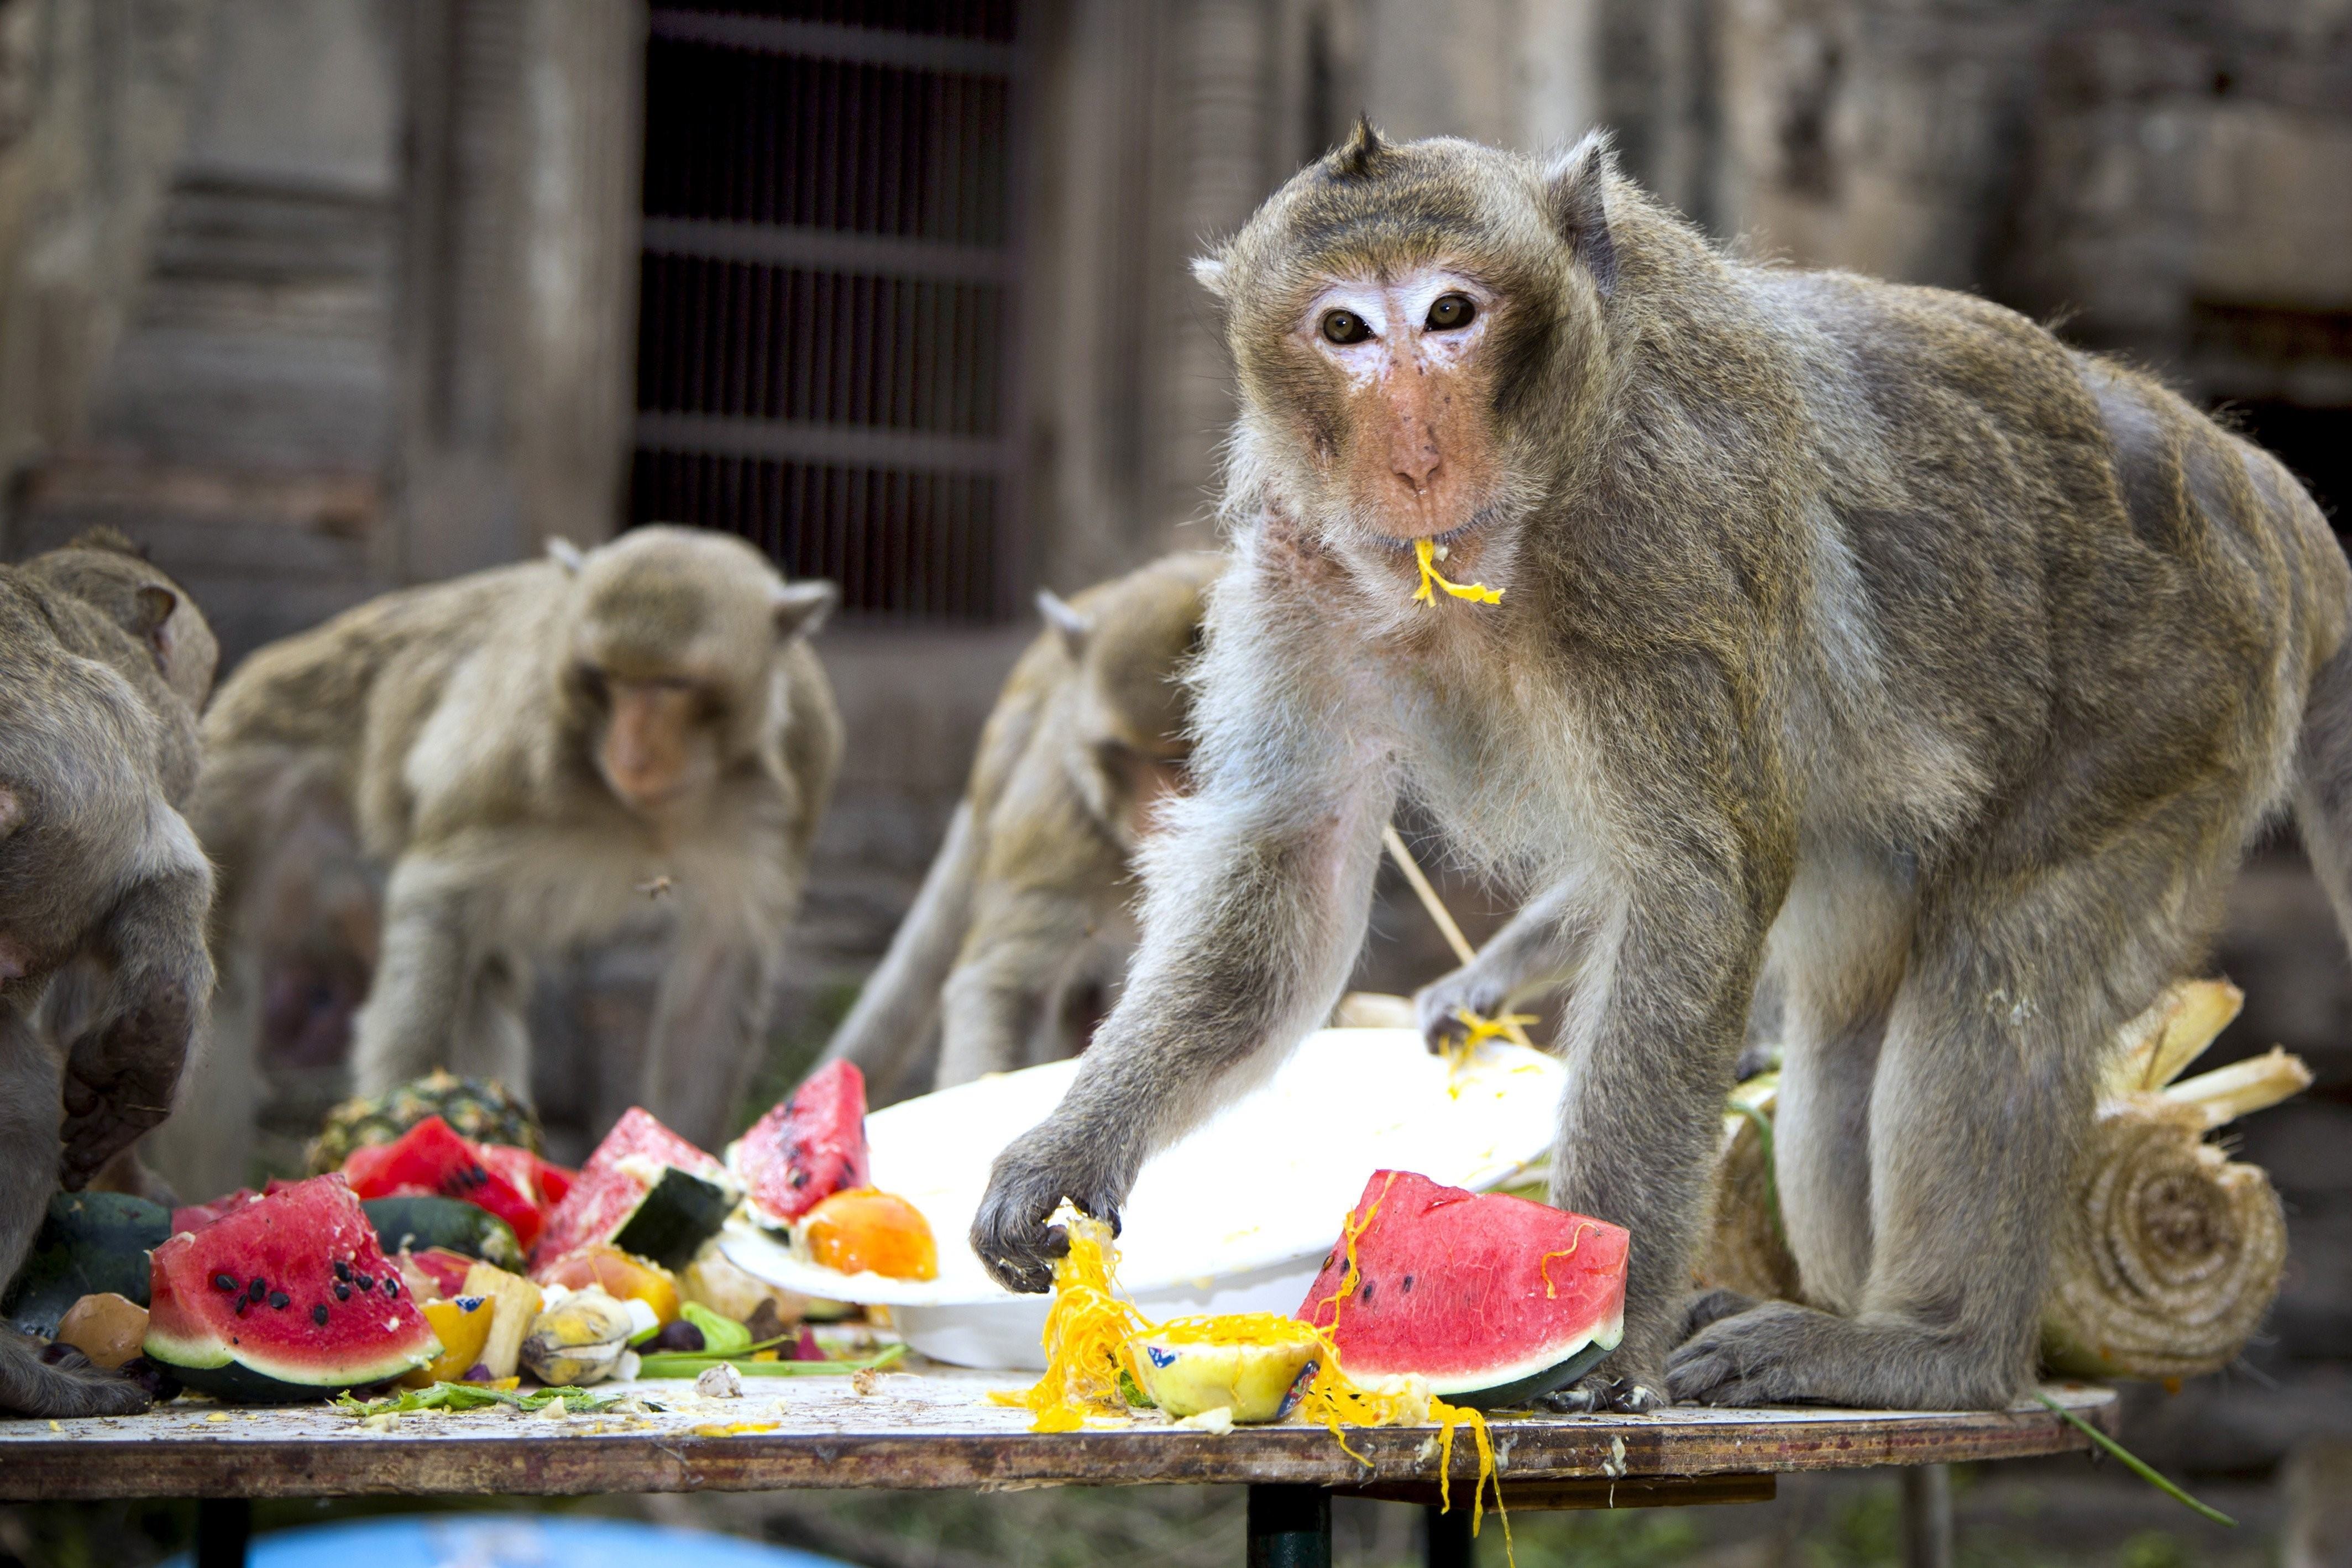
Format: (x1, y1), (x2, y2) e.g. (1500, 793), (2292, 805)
(721, 1027), (1562, 1370)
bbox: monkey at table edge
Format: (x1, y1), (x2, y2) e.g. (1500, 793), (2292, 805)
(971, 123), (2352, 1414)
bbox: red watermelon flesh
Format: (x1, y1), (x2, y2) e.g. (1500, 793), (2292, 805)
(532, 1108), (732, 1268)
(1296, 1170), (1628, 1409)
(730, 1060), (869, 1227)
(172, 1188), (264, 1235)
(406, 1247), (477, 1299)
(342, 1116), (543, 1252)
(145, 1174), (439, 1402)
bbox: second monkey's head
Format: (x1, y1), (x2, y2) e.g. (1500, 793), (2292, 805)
(1194, 120), (1620, 604)
(554, 526), (836, 820)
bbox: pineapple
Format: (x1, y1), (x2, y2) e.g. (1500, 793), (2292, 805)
(305, 1069), (542, 1173)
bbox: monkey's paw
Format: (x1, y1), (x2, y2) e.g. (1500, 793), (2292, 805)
(969, 1137), (1128, 1295)
(1, 1341), (153, 1418)
(1410, 967), (1512, 1055)
(1533, 1371), (1666, 1415)
(1665, 1300), (1839, 1407)
(1680, 1287), (1755, 1339)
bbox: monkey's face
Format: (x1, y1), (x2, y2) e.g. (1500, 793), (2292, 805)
(1201, 129), (1612, 613)
(1293, 268), (1507, 549)
(559, 527), (838, 824)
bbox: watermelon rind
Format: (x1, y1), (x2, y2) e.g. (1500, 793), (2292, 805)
(140, 1326), (442, 1405)
(2, 1192), (170, 1337)
(1444, 1321), (1623, 1409)
(363, 1197), (524, 1271)
(609, 1169), (734, 1270)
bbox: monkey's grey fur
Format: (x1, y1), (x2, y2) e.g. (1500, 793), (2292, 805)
(0, 531), (218, 1415)
(174, 527), (840, 1182)
(822, 553), (1222, 1097)
(972, 124), (2352, 1412)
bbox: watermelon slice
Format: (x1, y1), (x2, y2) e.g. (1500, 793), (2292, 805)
(729, 1060), (870, 1228)
(1296, 1170), (1628, 1409)
(144, 1174), (440, 1402)
(171, 1188), (264, 1235)
(342, 1116), (544, 1252)
(532, 1108), (736, 1270)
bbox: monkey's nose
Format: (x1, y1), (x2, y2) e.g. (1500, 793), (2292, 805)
(1391, 434), (1440, 492)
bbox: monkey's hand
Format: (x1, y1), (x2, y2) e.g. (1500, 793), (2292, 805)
(970, 1128), (1131, 1294)
(58, 986), (195, 1192)
(1411, 963), (1514, 1055)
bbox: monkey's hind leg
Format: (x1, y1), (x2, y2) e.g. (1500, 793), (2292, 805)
(0, 1004), (148, 1416)
(1668, 842), (2203, 1409)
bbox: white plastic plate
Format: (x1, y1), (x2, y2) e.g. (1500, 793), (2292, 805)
(720, 1027), (1563, 1370)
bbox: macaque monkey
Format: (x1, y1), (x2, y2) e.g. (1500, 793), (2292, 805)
(821, 552), (1223, 1094)
(178, 527), (840, 1175)
(972, 122), (2352, 1414)
(1, 530), (218, 1414)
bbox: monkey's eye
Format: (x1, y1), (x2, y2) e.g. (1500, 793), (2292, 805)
(1426, 293), (1476, 331)
(1320, 309), (1373, 345)
(573, 663), (609, 701)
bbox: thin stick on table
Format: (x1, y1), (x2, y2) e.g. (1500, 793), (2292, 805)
(1380, 824), (1536, 1051)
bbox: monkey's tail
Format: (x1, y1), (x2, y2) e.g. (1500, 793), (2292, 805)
(816, 799), (982, 1097)
(2294, 632), (2352, 951)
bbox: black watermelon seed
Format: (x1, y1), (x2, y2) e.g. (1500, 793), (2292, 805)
(1360, 1279), (1376, 1304)
(355, 1275), (374, 1291)
(333, 1260), (351, 1282)
(247, 1278), (266, 1302)
(333, 1282), (351, 1301)
(384, 1278), (401, 1297)
(233, 1297), (250, 1317)
(212, 1273), (238, 1292)
(268, 1291), (290, 1310)
(311, 1304), (329, 1326)
(1401, 1275), (1414, 1293)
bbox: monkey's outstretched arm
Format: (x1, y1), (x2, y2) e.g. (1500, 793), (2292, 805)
(971, 613), (1396, 1292)
(349, 851), (476, 1097)
(642, 914), (779, 1152)
(1412, 875), (1604, 1051)
(57, 815), (213, 1191)
(934, 880), (1098, 1089)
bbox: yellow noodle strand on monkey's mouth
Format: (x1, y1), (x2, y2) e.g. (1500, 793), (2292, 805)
(1412, 538), (1502, 607)
(996, 1200), (1509, 1560)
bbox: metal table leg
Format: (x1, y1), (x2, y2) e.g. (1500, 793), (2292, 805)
(1246, 1483), (1331, 1568)
(195, 1497), (251, 1568)
(1423, 1499), (1475, 1567)
(1900, 1464), (1953, 1568)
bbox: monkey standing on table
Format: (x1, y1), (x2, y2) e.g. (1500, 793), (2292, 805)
(822, 552), (1223, 1094)
(973, 123), (2352, 1413)
(179, 527), (841, 1171)
(0, 531), (218, 1414)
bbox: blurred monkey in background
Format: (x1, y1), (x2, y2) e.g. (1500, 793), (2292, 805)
(1, 531), (217, 1414)
(821, 552), (1223, 1095)
(163, 527), (840, 1193)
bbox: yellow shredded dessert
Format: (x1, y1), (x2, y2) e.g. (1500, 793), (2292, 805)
(999, 1191), (1512, 1558)
(1443, 1008), (1538, 1090)
(1412, 538), (1502, 606)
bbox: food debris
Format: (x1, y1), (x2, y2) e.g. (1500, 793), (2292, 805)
(1412, 538), (1501, 607)
(997, 1198), (1510, 1561)
(696, 1362), (744, 1398)
(851, 1366), (881, 1396)
(690, 1420), (778, 1436)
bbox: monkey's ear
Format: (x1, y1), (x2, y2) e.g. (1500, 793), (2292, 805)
(773, 579), (837, 639)
(130, 586), (176, 638)
(1333, 113), (1385, 178)
(1191, 252), (1230, 300)
(1544, 129), (1618, 299)
(546, 538), (586, 574)
(1037, 590), (1091, 659)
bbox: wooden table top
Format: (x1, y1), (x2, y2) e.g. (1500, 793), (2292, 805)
(0, 1366), (2119, 1501)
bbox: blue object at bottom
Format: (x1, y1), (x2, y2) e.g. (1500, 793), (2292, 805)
(160, 1513), (853, 1567)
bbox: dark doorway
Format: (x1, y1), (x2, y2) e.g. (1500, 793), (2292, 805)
(628, 1), (1025, 621)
